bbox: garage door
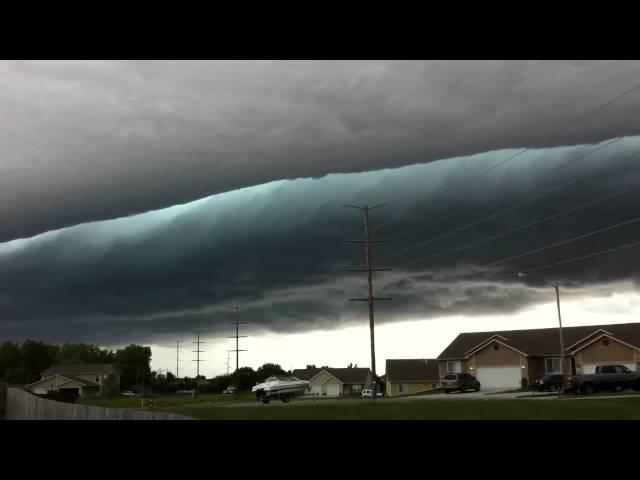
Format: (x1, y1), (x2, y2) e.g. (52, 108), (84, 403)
(581, 363), (637, 374)
(325, 384), (340, 396)
(476, 366), (521, 389)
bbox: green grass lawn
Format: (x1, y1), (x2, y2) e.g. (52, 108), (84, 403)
(158, 396), (640, 420)
(79, 393), (640, 420)
(80, 393), (255, 409)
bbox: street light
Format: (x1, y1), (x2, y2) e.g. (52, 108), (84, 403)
(517, 272), (567, 394)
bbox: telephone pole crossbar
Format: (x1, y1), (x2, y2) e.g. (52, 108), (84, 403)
(345, 203), (392, 398)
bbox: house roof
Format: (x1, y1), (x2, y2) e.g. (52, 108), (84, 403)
(292, 368), (323, 381)
(27, 374), (99, 389)
(437, 322), (640, 359)
(385, 359), (440, 382)
(42, 364), (119, 376)
(59, 374), (100, 387)
(293, 367), (370, 384)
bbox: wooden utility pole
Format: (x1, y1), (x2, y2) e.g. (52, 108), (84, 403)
(228, 306), (248, 373)
(346, 204), (391, 396)
(192, 333), (205, 378)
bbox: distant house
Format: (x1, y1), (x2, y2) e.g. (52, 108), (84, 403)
(27, 364), (121, 398)
(385, 359), (440, 396)
(293, 367), (372, 396)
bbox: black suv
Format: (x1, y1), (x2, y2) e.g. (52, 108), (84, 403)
(442, 373), (481, 393)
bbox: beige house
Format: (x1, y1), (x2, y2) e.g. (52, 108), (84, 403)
(438, 322), (640, 390)
(27, 364), (121, 398)
(385, 359), (440, 397)
(292, 367), (372, 396)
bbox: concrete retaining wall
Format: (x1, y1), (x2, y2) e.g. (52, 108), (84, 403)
(5, 387), (193, 420)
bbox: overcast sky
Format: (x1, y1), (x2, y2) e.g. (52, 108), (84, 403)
(2, 60), (640, 375)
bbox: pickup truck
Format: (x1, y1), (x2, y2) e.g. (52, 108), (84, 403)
(569, 365), (640, 395)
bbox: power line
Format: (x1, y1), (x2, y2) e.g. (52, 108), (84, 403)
(565, 80), (640, 130)
(345, 203), (392, 397)
(530, 136), (622, 185)
(517, 238), (640, 275)
(482, 216), (640, 269)
(363, 72), (640, 246)
(399, 151), (640, 268)
(350, 62), (556, 240)
(369, 141), (628, 268)
(452, 237), (640, 291)
(192, 333), (205, 378)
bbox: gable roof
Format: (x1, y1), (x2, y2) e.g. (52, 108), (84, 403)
(566, 329), (615, 351)
(60, 374), (100, 387)
(568, 333), (640, 354)
(385, 359), (440, 382)
(438, 322), (640, 359)
(27, 374), (100, 389)
(293, 367), (370, 384)
(292, 368), (322, 381)
(43, 364), (119, 376)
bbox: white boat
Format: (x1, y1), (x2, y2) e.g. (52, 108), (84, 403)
(252, 375), (310, 404)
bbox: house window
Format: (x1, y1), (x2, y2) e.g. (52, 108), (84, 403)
(95, 376), (100, 383)
(447, 361), (462, 373)
(545, 358), (561, 373)
(399, 383), (408, 393)
(353, 384), (362, 392)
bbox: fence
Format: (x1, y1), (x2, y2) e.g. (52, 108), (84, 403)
(4, 387), (193, 420)
(0, 382), (6, 419)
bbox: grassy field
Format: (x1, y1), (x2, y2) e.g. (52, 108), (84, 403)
(80, 393), (255, 409)
(80, 393), (640, 420)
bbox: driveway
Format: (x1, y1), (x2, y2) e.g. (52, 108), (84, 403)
(400, 388), (526, 400)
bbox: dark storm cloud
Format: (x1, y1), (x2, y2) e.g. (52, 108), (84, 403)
(2, 137), (640, 344)
(3, 61), (640, 241)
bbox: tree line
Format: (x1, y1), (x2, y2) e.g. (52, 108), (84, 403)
(0, 339), (151, 388)
(0, 339), (290, 394)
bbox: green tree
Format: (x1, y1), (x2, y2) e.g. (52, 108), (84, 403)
(100, 373), (120, 399)
(55, 343), (115, 364)
(232, 367), (257, 391)
(21, 340), (59, 383)
(210, 374), (232, 393)
(0, 341), (22, 379)
(255, 363), (286, 382)
(115, 344), (152, 389)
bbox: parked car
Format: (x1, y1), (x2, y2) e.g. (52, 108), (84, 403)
(222, 386), (236, 394)
(121, 390), (135, 397)
(442, 373), (480, 393)
(532, 374), (566, 392)
(361, 389), (384, 397)
(570, 364), (640, 395)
